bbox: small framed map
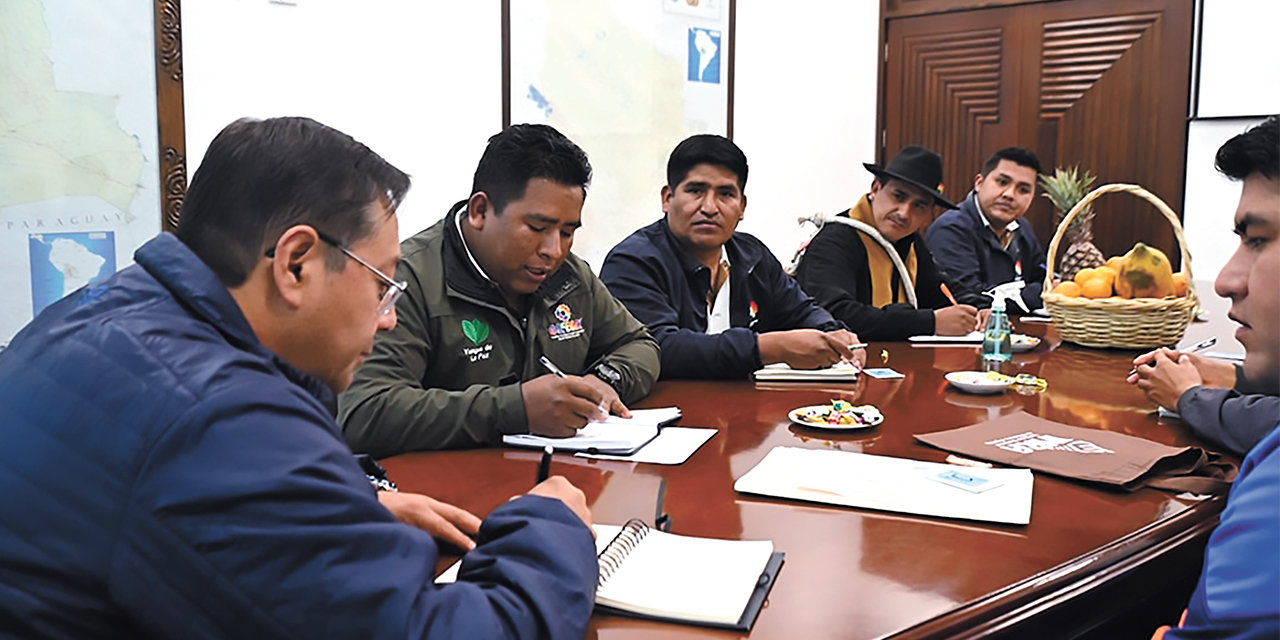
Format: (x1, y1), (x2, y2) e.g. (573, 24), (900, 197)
(501, 0), (735, 267)
(0, 0), (184, 345)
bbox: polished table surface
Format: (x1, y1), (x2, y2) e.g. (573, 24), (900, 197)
(383, 304), (1240, 640)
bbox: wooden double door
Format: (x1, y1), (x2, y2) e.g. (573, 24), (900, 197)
(882, 0), (1194, 266)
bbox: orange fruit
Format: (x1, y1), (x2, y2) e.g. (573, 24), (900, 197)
(1073, 267), (1097, 286)
(1093, 266), (1118, 290)
(1172, 273), (1189, 297)
(1106, 256), (1124, 272)
(1081, 276), (1112, 299)
(1053, 281), (1082, 297)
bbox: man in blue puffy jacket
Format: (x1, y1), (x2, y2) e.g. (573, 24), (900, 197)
(0, 117), (598, 639)
(1151, 115), (1279, 640)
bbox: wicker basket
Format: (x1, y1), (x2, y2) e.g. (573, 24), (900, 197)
(1041, 183), (1198, 349)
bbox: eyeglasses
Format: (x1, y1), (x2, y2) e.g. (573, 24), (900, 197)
(266, 228), (406, 317)
(313, 230), (407, 317)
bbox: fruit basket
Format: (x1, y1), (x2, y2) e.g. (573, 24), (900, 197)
(1041, 183), (1198, 349)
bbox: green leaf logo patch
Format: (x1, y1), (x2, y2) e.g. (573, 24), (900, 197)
(461, 318), (489, 345)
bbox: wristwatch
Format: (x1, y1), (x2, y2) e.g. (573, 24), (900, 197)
(591, 362), (624, 393)
(357, 454), (398, 493)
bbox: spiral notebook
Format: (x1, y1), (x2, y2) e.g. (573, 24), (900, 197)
(437, 519), (783, 631)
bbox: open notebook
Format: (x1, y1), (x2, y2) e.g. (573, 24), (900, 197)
(502, 407), (682, 455)
(752, 362), (860, 382)
(437, 519), (783, 631)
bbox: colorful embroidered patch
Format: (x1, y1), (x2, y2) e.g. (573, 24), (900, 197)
(548, 304), (585, 341)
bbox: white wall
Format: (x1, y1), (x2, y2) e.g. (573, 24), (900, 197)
(182, 1), (879, 257)
(183, 0), (501, 239)
(733, 3), (880, 263)
(1183, 118), (1268, 282)
(1181, 0), (1279, 282)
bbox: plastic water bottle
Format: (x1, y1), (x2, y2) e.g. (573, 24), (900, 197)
(982, 295), (1012, 366)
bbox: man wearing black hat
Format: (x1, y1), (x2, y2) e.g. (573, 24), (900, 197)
(793, 145), (982, 341)
(924, 147), (1046, 312)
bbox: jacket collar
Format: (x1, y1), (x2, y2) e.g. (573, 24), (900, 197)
(441, 201), (580, 309)
(134, 233), (337, 412)
(656, 217), (764, 278)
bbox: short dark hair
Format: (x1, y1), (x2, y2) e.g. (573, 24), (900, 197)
(176, 117), (410, 287)
(980, 147), (1042, 176)
(666, 134), (749, 191)
(1216, 116), (1279, 181)
(470, 124), (592, 215)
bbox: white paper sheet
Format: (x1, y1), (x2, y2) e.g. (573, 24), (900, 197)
(576, 427), (716, 465)
(734, 446), (1033, 525)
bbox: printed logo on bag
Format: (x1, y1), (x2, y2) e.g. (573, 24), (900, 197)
(460, 318), (492, 362)
(985, 431), (1114, 455)
(548, 303), (584, 341)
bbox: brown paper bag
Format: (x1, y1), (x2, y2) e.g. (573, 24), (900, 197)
(915, 412), (1237, 493)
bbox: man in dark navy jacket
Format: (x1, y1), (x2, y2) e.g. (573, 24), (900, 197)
(924, 147), (1047, 312)
(0, 117), (598, 639)
(601, 134), (865, 380)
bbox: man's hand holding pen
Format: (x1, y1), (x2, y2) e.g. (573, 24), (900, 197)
(521, 356), (631, 438)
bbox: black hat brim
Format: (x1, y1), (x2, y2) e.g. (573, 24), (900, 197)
(863, 163), (958, 210)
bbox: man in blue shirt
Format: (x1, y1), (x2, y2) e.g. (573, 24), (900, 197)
(0, 117), (598, 639)
(601, 134), (864, 379)
(1151, 115), (1279, 640)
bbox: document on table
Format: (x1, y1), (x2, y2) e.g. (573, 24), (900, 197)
(576, 427), (716, 465)
(908, 331), (984, 344)
(752, 362), (859, 382)
(503, 408), (682, 455)
(734, 446), (1033, 525)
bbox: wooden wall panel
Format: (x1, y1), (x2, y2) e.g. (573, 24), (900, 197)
(883, 0), (1193, 271)
(884, 12), (1021, 208)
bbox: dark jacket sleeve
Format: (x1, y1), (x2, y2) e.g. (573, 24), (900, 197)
(751, 246), (846, 334)
(579, 267), (661, 402)
(118, 385), (598, 640)
(911, 237), (952, 311)
(923, 214), (990, 308)
(1177, 386), (1280, 457)
(601, 246), (762, 380)
(794, 223), (936, 341)
(339, 259), (529, 456)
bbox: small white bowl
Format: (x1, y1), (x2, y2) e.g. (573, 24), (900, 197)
(945, 371), (1012, 395)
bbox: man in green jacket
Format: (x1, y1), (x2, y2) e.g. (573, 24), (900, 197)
(338, 124), (661, 456)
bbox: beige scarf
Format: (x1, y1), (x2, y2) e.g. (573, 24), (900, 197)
(848, 194), (918, 307)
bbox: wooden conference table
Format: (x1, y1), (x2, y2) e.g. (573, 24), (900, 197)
(383, 309), (1240, 640)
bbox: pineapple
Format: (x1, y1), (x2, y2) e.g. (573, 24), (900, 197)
(1040, 166), (1104, 281)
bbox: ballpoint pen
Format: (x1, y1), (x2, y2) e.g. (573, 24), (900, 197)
(538, 355), (610, 420)
(1129, 337), (1217, 376)
(536, 444), (553, 484)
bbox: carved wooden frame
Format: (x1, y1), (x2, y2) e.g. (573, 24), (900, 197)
(153, 0), (186, 233)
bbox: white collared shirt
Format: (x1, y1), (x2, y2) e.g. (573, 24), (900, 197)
(975, 198), (1020, 250)
(706, 247), (732, 335)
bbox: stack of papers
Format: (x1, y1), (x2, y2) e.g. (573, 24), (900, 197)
(752, 362), (859, 382)
(734, 446), (1033, 525)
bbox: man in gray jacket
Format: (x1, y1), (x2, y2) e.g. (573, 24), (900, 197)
(339, 125), (660, 456)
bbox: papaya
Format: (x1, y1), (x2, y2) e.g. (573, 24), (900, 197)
(1114, 243), (1176, 298)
